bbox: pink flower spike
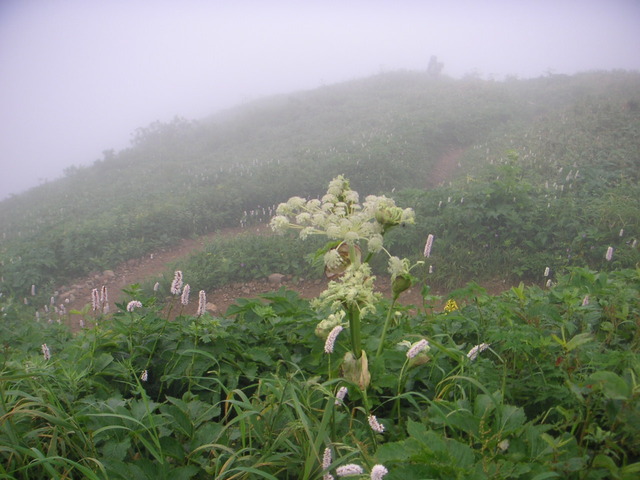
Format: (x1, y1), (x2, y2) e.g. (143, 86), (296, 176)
(181, 284), (191, 306)
(171, 270), (183, 295)
(197, 290), (207, 316)
(335, 386), (348, 405)
(467, 342), (490, 361)
(406, 339), (429, 359)
(368, 414), (385, 433)
(91, 288), (100, 311)
(605, 246), (613, 262)
(324, 325), (344, 354)
(336, 464), (364, 476)
(41, 343), (51, 361)
(127, 300), (142, 312)
(423, 234), (434, 258)
(322, 447), (332, 470)
(370, 465), (389, 480)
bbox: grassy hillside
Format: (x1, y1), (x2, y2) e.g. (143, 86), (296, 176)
(0, 70), (639, 297)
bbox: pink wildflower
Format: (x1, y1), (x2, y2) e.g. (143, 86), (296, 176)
(605, 246), (613, 262)
(91, 288), (100, 311)
(467, 342), (490, 361)
(335, 386), (348, 405)
(370, 465), (389, 480)
(181, 284), (191, 306)
(368, 414), (385, 433)
(127, 300), (142, 312)
(582, 295), (589, 306)
(171, 270), (183, 295)
(324, 325), (344, 354)
(407, 339), (429, 359)
(322, 447), (333, 480)
(336, 464), (364, 476)
(423, 234), (434, 258)
(41, 343), (51, 361)
(197, 290), (207, 316)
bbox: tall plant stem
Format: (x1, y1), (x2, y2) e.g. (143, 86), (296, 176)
(348, 305), (362, 359)
(376, 295), (398, 359)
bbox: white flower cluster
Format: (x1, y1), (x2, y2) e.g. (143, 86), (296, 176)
(313, 263), (381, 316)
(270, 176), (414, 261)
(467, 342), (491, 361)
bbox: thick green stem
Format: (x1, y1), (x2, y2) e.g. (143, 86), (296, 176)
(376, 295), (398, 358)
(348, 305), (362, 359)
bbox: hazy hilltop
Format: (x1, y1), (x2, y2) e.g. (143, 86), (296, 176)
(0, 70), (639, 293)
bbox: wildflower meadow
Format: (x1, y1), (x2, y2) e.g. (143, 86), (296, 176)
(1, 177), (638, 479)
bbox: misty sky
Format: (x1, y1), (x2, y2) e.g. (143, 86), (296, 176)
(1, 0), (639, 200)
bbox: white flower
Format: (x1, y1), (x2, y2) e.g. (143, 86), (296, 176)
(336, 464), (364, 476)
(322, 447), (332, 470)
(324, 325), (344, 354)
(387, 256), (406, 277)
(605, 246), (614, 262)
(171, 271), (183, 295)
(335, 386), (348, 405)
(370, 465), (389, 480)
(543, 267), (550, 277)
(406, 339), (430, 359)
(153, 282), (160, 292)
(91, 288), (100, 311)
(140, 370), (148, 382)
(497, 439), (510, 452)
(324, 249), (344, 270)
(181, 284), (191, 305)
(127, 300), (142, 312)
(423, 234), (435, 258)
(467, 342), (490, 361)
(367, 234), (384, 253)
(368, 414), (385, 433)
(100, 286), (108, 307)
(197, 290), (207, 316)
(41, 343), (51, 361)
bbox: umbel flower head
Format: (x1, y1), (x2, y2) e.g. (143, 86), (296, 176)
(270, 175), (414, 268)
(313, 263), (380, 316)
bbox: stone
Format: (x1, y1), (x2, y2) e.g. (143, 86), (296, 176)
(268, 273), (286, 285)
(205, 302), (218, 313)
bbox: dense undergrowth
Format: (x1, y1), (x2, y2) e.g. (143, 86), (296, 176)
(1, 266), (638, 479)
(2, 174), (640, 479)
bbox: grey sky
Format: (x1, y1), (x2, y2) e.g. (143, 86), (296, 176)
(1, 0), (639, 199)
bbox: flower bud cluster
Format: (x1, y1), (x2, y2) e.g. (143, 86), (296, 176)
(313, 263), (381, 317)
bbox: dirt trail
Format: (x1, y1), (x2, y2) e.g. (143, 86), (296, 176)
(51, 148), (510, 329)
(429, 147), (467, 187)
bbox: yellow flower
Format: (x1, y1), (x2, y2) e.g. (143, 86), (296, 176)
(444, 299), (459, 313)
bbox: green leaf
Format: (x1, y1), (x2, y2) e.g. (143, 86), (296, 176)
(564, 332), (593, 352)
(589, 371), (631, 400)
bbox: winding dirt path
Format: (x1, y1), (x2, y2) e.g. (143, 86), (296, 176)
(51, 148), (511, 330)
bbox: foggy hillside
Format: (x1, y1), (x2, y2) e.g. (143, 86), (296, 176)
(0, 70), (639, 294)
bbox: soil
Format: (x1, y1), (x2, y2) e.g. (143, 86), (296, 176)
(50, 148), (510, 330)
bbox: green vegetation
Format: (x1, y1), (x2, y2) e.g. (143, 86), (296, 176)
(1, 70), (638, 298)
(1, 263), (638, 478)
(0, 71), (639, 478)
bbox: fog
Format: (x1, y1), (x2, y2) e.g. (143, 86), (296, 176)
(1, 0), (639, 200)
